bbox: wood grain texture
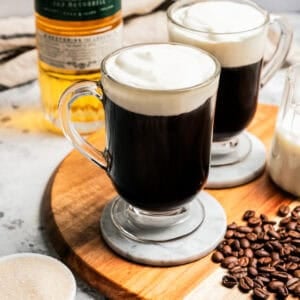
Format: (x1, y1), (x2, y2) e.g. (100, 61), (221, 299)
(42, 104), (300, 300)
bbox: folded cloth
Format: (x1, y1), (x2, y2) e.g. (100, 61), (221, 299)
(0, 2), (299, 92)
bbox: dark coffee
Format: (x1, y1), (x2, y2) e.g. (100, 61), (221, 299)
(104, 95), (214, 211)
(213, 59), (263, 141)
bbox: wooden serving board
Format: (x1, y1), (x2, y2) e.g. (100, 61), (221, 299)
(42, 104), (299, 300)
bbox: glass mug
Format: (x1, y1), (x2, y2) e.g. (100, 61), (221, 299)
(269, 64), (300, 196)
(58, 43), (221, 242)
(167, 0), (293, 166)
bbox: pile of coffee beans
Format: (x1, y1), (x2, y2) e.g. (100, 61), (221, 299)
(212, 204), (300, 299)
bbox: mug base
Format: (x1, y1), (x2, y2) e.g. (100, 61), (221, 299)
(100, 191), (226, 266)
(206, 132), (266, 188)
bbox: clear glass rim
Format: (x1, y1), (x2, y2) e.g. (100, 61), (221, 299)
(167, 0), (270, 36)
(100, 42), (221, 94)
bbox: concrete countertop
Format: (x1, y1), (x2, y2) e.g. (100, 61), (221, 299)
(0, 13), (299, 300)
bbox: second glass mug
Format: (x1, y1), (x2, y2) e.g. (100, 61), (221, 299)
(58, 43), (221, 242)
(167, 0), (293, 166)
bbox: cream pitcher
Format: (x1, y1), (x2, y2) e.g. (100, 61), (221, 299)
(269, 64), (300, 196)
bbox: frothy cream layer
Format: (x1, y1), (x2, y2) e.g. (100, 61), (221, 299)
(103, 44), (219, 116)
(0, 254), (76, 300)
(168, 1), (268, 67)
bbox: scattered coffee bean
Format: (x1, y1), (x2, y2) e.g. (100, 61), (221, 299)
(238, 256), (249, 267)
(239, 276), (254, 292)
(253, 287), (269, 299)
(211, 204), (300, 299)
(248, 217), (261, 227)
(222, 275), (237, 288)
(277, 285), (289, 297)
(268, 280), (284, 292)
(225, 230), (234, 239)
(212, 251), (224, 263)
(278, 204), (290, 217)
(243, 210), (255, 221)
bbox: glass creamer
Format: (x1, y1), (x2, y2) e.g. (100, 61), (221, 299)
(269, 64), (300, 196)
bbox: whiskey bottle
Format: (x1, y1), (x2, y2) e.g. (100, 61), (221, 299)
(35, 0), (122, 133)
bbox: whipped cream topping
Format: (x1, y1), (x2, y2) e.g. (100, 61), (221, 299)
(168, 1), (268, 67)
(102, 44), (219, 116)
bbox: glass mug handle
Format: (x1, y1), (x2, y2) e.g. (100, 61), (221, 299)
(261, 14), (293, 87)
(58, 81), (108, 170)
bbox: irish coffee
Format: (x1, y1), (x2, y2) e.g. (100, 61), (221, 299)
(101, 43), (219, 211)
(104, 95), (213, 211)
(214, 60), (263, 141)
(168, 0), (268, 142)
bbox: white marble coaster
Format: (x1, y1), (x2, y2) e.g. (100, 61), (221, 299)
(206, 132), (266, 189)
(100, 191), (226, 266)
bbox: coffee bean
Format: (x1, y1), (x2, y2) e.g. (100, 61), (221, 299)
(230, 265), (246, 275)
(278, 204), (290, 217)
(271, 251), (280, 261)
(239, 276), (254, 292)
(272, 271), (289, 282)
(251, 243), (264, 250)
(286, 278), (299, 291)
(226, 262), (237, 270)
(244, 248), (254, 258)
(238, 256), (249, 267)
(221, 256), (238, 268)
(294, 270), (300, 278)
(222, 245), (232, 256)
(248, 266), (258, 277)
(225, 229), (234, 238)
(259, 266), (276, 273)
(234, 232), (246, 239)
(256, 276), (270, 284)
(222, 275), (237, 288)
(239, 238), (250, 249)
(286, 262), (298, 271)
(292, 239), (300, 246)
(246, 232), (257, 242)
(253, 278), (264, 288)
(293, 283), (300, 296)
(279, 217), (291, 226)
(267, 230), (280, 240)
(243, 210), (255, 221)
(258, 257), (272, 266)
(237, 226), (252, 233)
(286, 221), (297, 231)
(268, 280), (284, 292)
(289, 255), (300, 263)
(248, 217), (261, 227)
(269, 241), (282, 251)
(227, 222), (238, 230)
(277, 285), (289, 297)
(238, 249), (244, 257)
(288, 230), (300, 239)
(253, 287), (270, 299)
(254, 226), (263, 234)
(212, 251), (224, 263)
(255, 249), (270, 257)
(232, 240), (241, 251)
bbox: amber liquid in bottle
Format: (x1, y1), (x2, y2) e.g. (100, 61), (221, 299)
(35, 1), (122, 133)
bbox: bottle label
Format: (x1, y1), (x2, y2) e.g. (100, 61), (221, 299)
(36, 24), (123, 71)
(35, 0), (121, 21)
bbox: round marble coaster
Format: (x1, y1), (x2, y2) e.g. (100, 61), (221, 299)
(100, 191), (226, 267)
(206, 132), (266, 189)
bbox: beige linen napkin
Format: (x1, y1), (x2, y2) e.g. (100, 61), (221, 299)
(0, 1), (299, 91)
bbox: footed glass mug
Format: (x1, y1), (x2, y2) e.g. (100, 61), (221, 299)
(168, 0), (293, 166)
(58, 43), (221, 242)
